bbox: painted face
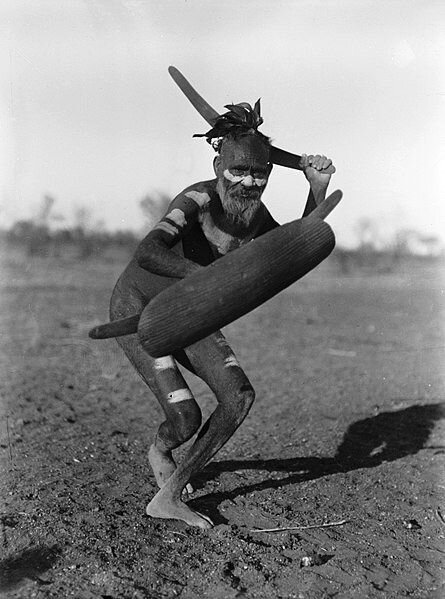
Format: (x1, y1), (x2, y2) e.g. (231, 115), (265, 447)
(214, 135), (271, 222)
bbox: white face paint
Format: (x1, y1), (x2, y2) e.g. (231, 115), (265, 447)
(223, 169), (267, 188)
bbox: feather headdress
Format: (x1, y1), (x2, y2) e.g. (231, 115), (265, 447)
(193, 100), (265, 145)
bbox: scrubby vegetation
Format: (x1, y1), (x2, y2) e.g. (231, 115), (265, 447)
(1, 193), (442, 272)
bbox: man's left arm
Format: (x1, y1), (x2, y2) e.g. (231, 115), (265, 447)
(300, 154), (335, 217)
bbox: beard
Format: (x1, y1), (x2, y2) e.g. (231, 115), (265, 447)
(219, 187), (263, 229)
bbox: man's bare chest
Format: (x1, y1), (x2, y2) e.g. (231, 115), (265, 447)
(198, 211), (254, 256)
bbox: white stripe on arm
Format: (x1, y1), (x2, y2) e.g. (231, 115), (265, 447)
(154, 221), (179, 236)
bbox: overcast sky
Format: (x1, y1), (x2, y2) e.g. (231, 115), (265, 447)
(1, 0), (444, 246)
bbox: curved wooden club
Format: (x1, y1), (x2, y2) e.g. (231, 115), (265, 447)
(89, 314), (141, 340)
(168, 66), (335, 175)
(88, 190), (342, 342)
(137, 190), (341, 357)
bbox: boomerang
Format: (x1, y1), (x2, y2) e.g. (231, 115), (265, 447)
(137, 191), (340, 357)
(88, 190), (341, 343)
(168, 66), (335, 175)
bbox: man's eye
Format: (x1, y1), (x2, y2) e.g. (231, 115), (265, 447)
(232, 169), (245, 176)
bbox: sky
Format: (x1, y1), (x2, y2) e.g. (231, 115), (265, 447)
(1, 0), (444, 247)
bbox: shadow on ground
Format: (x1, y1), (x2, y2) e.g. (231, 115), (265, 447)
(0, 546), (61, 593)
(190, 402), (445, 523)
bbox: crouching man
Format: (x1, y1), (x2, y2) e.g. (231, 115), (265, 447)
(108, 103), (335, 528)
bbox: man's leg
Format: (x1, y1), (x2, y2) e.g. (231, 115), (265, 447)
(116, 335), (202, 489)
(110, 290), (201, 491)
(146, 331), (255, 529)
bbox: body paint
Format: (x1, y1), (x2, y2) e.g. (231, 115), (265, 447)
(154, 356), (176, 370)
(165, 208), (187, 227)
(167, 389), (194, 403)
(224, 355), (240, 368)
(216, 334), (230, 347)
(185, 190), (211, 208)
(154, 221), (179, 236)
(199, 211), (244, 255)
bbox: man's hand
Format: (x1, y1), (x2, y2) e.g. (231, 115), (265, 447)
(300, 154), (335, 204)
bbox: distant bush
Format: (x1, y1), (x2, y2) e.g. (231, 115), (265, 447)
(331, 246), (443, 275)
(6, 220), (53, 256)
(3, 220), (139, 260)
(2, 192), (173, 260)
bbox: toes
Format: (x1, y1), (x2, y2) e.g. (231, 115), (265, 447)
(181, 483), (194, 498)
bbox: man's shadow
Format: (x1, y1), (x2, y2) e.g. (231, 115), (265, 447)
(189, 402), (445, 523)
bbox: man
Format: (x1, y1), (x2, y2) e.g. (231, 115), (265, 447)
(109, 102), (335, 528)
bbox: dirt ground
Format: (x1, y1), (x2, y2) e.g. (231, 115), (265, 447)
(1, 249), (444, 598)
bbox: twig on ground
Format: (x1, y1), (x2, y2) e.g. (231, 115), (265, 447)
(436, 508), (445, 526)
(249, 518), (350, 533)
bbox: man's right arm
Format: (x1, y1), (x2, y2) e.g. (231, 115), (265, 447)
(134, 189), (208, 279)
(299, 154), (335, 216)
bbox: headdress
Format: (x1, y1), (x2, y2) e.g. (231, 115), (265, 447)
(193, 100), (266, 147)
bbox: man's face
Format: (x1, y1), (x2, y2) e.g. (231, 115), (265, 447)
(214, 135), (272, 219)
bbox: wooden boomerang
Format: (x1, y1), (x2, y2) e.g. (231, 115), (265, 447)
(138, 203), (337, 358)
(168, 66), (335, 175)
(88, 190), (341, 342)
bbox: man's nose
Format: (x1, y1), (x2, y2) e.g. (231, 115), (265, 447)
(241, 175), (254, 187)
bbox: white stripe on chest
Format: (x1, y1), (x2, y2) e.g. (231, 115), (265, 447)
(199, 212), (246, 255)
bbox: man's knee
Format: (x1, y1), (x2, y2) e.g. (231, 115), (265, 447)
(227, 383), (255, 424)
(173, 401), (202, 444)
(109, 282), (143, 321)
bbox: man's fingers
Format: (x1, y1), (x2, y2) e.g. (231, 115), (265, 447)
(313, 155), (331, 170)
(320, 164), (336, 175)
(321, 156), (332, 170)
(300, 153), (335, 174)
(306, 154), (327, 170)
(299, 153), (309, 168)
(313, 155), (323, 169)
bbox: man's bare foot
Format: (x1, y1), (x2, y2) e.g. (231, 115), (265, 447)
(146, 488), (213, 529)
(148, 444), (194, 494)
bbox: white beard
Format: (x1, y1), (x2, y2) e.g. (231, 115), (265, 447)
(217, 179), (262, 229)
(222, 194), (262, 228)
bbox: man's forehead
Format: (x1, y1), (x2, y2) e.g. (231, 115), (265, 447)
(220, 136), (270, 166)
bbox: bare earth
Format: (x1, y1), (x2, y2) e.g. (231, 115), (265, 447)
(1, 250), (444, 598)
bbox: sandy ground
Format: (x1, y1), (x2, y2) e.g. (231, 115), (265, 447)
(0, 250), (444, 598)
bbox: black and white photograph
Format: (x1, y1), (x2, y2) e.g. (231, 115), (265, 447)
(1, 1), (444, 597)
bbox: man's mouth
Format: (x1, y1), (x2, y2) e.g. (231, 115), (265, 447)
(236, 189), (260, 200)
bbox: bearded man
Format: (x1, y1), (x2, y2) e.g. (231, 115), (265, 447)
(108, 102), (335, 529)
